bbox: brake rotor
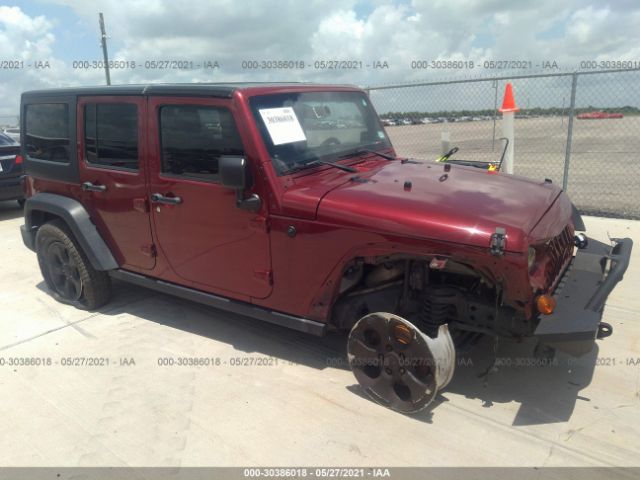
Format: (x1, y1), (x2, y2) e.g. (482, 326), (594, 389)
(347, 312), (455, 413)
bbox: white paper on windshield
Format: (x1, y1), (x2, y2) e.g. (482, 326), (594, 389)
(259, 107), (306, 145)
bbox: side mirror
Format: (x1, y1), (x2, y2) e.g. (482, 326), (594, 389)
(219, 155), (261, 213)
(220, 155), (249, 189)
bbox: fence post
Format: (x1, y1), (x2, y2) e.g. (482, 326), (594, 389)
(492, 79), (498, 151)
(563, 72), (578, 191)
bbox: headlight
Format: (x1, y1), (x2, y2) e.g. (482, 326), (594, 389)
(528, 247), (536, 270)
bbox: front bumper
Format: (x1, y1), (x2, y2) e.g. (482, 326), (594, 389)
(534, 236), (633, 356)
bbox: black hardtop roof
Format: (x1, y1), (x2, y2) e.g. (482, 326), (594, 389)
(21, 82), (361, 99)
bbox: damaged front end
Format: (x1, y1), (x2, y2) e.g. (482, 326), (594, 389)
(533, 234), (633, 356)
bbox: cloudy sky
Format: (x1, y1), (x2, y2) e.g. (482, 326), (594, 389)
(1, 0), (640, 120)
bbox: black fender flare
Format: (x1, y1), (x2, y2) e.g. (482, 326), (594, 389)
(21, 192), (118, 271)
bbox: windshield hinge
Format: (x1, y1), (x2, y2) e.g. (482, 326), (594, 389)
(490, 227), (507, 256)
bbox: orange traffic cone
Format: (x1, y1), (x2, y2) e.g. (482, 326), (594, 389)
(499, 83), (519, 113)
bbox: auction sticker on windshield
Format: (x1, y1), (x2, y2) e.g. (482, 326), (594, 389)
(259, 107), (306, 145)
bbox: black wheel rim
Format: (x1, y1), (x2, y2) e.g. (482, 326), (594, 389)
(348, 313), (438, 413)
(45, 241), (82, 301)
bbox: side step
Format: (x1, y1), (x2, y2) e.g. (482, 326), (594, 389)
(109, 269), (327, 336)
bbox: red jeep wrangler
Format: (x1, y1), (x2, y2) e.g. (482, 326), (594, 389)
(19, 83), (632, 413)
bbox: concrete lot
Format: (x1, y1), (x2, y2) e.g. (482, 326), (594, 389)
(386, 116), (640, 218)
(0, 199), (639, 467)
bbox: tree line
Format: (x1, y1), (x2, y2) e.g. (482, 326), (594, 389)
(380, 105), (640, 119)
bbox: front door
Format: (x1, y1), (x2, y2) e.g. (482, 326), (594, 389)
(147, 97), (272, 299)
(77, 96), (155, 270)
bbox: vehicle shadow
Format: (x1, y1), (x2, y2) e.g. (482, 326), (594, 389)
(41, 279), (597, 426)
(444, 335), (598, 426)
(344, 335), (597, 426)
(87, 280), (350, 371)
(0, 201), (23, 221)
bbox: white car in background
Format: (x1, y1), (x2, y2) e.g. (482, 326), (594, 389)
(2, 127), (20, 142)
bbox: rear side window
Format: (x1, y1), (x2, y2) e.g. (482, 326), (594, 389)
(85, 103), (139, 170)
(25, 103), (69, 163)
(159, 105), (244, 182)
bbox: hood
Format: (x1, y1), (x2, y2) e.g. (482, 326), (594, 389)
(310, 160), (564, 253)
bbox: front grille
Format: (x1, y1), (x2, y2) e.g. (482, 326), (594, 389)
(545, 224), (574, 290)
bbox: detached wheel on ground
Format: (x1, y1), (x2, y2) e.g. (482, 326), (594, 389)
(35, 219), (112, 310)
(347, 312), (455, 413)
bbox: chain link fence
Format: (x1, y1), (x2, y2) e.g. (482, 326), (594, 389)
(0, 115), (19, 128)
(367, 69), (640, 219)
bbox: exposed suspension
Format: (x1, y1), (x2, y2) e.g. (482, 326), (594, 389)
(418, 286), (458, 338)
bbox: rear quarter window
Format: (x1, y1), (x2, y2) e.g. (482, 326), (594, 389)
(25, 103), (70, 163)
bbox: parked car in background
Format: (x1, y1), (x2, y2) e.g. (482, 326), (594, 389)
(2, 127), (20, 142)
(577, 111), (624, 120)
(0, 132), (24, 206)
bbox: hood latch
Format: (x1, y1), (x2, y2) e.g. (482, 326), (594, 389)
(490, 227), (507, 256)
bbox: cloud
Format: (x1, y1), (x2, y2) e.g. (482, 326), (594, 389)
(1, 0), (640, 119)
(0, 6), (59, 118)
(0, 5), (54, 57)
(564, 6), (640, 57)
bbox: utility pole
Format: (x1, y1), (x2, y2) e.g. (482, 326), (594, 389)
(99, 13), (111, 85)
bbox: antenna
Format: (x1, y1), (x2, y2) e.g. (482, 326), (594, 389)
(99, 13), (111, 85)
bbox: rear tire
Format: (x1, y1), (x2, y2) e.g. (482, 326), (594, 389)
(36, 219), (112, 310)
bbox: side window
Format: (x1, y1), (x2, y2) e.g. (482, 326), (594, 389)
(84, 103), (138, 170)
(159, 105), (244, 182)
(25, 103), (70, 163)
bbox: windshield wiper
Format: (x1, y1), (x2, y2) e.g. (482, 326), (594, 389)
(358, 148), (396, 161)
(283, 159), (357, 174)
(340, 148), (396, 161)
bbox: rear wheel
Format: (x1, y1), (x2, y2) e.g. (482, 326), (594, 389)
(36, 220), (112, 310)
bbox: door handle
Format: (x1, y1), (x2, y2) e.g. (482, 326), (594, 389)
(82, 181), (107, 192)
(150, 193), (182, 205)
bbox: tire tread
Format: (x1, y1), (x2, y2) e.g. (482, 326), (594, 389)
(36, 219), (112, 310)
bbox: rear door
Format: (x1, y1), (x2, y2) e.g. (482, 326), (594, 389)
(77, 96), (155, 270)
(146, 96), (272, 299)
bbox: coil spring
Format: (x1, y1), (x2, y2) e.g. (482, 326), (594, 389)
(419, 287), (458, 338)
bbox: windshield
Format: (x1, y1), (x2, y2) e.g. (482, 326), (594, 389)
(249, 91), (391, 174)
